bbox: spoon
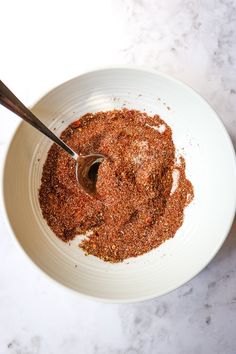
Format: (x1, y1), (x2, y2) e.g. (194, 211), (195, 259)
(0, 80), (104, 195)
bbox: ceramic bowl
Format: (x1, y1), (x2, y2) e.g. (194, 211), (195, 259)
(2, 67), (236, 302)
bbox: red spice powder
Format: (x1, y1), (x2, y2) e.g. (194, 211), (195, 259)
(39, 109), (194, 262)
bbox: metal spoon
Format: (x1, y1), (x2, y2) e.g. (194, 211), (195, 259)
(0, 80), (104, 195)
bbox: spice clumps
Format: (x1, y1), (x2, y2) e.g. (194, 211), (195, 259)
(39, 109), (194, 262)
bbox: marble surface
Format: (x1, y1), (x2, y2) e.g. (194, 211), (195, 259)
(0, 0), (236, 353)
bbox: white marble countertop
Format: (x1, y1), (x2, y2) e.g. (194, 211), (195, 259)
(0, 0), (236, 353)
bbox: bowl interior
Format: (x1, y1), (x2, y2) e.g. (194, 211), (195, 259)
(3, 68), (236, 302)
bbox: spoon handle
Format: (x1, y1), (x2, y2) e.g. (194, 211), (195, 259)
(0, 80), (78, 160)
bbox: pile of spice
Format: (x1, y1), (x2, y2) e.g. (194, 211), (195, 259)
(39, 109), (194, 262)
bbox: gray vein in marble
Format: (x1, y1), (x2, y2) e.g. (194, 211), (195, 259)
(119, 0), (236, 147)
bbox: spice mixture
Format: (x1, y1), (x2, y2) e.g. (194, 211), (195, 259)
(39, 109), (194, 262)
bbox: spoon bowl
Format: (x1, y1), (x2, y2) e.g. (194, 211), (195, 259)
(76, 154), (105, 195)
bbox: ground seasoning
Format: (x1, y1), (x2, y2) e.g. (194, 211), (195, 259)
(39, 109), (194, 262)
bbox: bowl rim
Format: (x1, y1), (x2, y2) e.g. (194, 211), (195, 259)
(1, 65), (236, 303)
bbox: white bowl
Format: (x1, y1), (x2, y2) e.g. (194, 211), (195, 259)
(2, 67), (236, 302)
